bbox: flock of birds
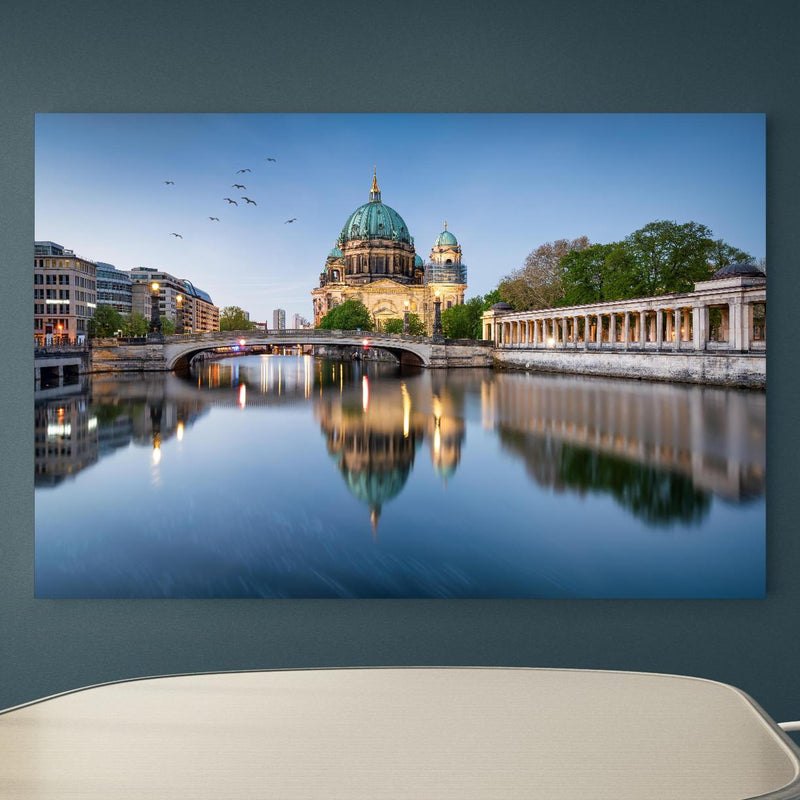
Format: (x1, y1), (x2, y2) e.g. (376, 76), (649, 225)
(164, 157), (296, 239)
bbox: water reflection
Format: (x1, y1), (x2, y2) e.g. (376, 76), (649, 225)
(35, 374), (208, 487)
(34, 358), (764, 521)
(315, 366), (465, 534)
(34, 356), (765, 598)
(481, 373), (765, 503)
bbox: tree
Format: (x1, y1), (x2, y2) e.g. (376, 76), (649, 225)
(614, 220), (716, 298)
(560, 243), (623, 305)
(219, 305), (255, 331)
(499, 237), (590, 310)
(160, 316), (175, 335)
(120, 312), (150, 337)
(708, 239), (753, 271)
(382, 313), (426, 335)
(317, 299), (374, 331)
(441, 297), (485, 339)
(87, 304), (123, 338)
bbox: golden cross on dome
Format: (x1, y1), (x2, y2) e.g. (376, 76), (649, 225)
(444, 221), (448, 229)
(371, 166), (379, 194)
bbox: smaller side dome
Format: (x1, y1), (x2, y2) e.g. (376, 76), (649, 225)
(435, 229), (458, 247)
(414, 254), (424, 268)
(711, 261), (765, 280)
(328, 245), (344, 259)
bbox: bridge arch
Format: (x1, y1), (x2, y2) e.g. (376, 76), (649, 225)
(162, 331), (433, 371)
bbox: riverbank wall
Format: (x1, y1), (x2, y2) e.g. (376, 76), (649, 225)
(494, 348), (765, 388)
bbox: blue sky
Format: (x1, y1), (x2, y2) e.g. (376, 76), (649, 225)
(35, 114), (765, 322)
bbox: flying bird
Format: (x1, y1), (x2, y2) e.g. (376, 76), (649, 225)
(232, 184), (246, 189)
(284, 218), (296, 224)
(235, 169), (251, 173)
(224, 197), (238, 205)
(170, 233), (183, 238)
(242, 197), (257, 205)
(164, 180), (175, 185)
(208, 217), (220, 221)
(266, 158), (277, 162)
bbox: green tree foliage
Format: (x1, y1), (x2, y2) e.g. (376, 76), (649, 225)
(219, 305), (255, 331)
(560, 243), (623, 305)
(614, 220), (717, 298)
(382, 313), (426, 335)
(160, 316), (176, 335)
(499, 237), (590, 310)
(87, 304), (123, 337)
(316, 299), (374, 331)
(120, 312), (150, 337)
(441, 297), (484, 339)
(708, 239), (753, 271)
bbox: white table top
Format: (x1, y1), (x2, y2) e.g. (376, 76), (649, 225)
(1, 667), (798, 800)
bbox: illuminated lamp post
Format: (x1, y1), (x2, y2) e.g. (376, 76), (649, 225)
(56, 323), (64, 345)
(175, 293), (184, 334)
(433, 290), (443, 340)
(403, 300), (410, 334)
(149, 282), (162, 336)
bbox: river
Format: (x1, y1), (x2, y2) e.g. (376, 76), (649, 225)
(34, 355), (765, 598)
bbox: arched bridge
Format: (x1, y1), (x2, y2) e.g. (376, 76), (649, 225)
(161, 329), (493, 370)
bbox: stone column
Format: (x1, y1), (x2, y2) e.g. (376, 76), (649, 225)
(561, 317), (568, 348)
(656, 309), (663, 349)
(692, 305), (706, 350)
(639, 311), (646, 346)
(583, 315), (590, 350)
(674, 308), (681, 349)
(623, 312), (630, 351)
(731, 301), (744, 350)
(610, 313), (617, 348)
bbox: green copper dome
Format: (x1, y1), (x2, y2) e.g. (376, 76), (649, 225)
(328, 245), (344, 259)
(435, 228), (458, 247)
(414, 254), (424, 268)
(339, 172), (413, 245)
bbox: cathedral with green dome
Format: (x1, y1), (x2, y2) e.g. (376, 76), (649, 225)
(312, 171), (468, 331)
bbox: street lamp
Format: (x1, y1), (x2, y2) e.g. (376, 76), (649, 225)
(433, 290), (443, 339)
(175, 293), (184, 334)
(149, 282), (162, 336)
(403, 300), (410, 334)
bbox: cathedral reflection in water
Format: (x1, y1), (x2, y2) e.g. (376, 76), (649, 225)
(35, 356), (764, 531)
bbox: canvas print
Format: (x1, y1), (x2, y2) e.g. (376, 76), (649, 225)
(34, 113), (766, 598)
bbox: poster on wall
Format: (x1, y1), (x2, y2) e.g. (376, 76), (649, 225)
(33, 113), (766, 598)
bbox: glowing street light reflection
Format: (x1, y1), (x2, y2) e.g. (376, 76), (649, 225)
(176, 421), (184, 441)
(362, 375), (369, 411)
(238, 383), (247, 409)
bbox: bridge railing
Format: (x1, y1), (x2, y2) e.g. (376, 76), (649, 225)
(163, 330), (494, 346)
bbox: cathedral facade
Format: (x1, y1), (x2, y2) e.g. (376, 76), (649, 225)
(312, 172), (467, 332)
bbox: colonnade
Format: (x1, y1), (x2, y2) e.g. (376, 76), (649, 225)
(483, 285), (766, 354)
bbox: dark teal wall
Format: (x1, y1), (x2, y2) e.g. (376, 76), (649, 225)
(2, 0), (798, 734)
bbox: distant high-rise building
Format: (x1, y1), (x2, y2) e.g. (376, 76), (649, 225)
(291, 313), (310, 329)
(34, 241), (97, 344)
(272, 309), (286, 330)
